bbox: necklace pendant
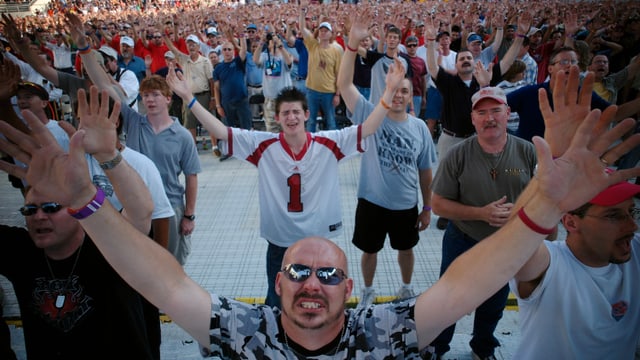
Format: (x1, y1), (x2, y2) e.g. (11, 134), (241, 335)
(490, 168), (497, 181)
(55, 294), (66, 309)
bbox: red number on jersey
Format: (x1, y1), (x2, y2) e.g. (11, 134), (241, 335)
(287, 173), (303, 212)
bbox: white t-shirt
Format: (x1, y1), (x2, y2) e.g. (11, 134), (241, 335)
(86, 146), (174, 220)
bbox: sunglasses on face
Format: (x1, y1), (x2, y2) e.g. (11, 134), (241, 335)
(281, 263), (347, 285)
(19, 202), (62, 216)
(406, 43), (418, 48)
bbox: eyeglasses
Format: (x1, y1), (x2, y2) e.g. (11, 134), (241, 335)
(153, 35), (163, 39)
(222, 48), (234, 51)
(281, 263), (347, 285)
(406, 43), (418, 48)
(551, 59), (578, 66)
(19, 202), (62, 216)
(584, 208), (640, 223)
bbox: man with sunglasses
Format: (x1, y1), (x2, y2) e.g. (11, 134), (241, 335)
(1, 58), (639, 358)
(404, 35), (427, 117)
(509, 179), (640, 358)
(0, 88), (160, 359)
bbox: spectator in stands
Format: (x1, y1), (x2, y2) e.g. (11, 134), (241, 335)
(118, 36), (146, 82)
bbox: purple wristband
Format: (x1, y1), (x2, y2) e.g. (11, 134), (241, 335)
(423, 205), (431, 211)
(68, 186), (105, 220)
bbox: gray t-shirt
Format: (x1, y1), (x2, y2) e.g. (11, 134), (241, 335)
(259, 52), (292, 99)
(349, 95), (437, 209)
(432, 135), (536, 240)
(119, 105), (201, 206)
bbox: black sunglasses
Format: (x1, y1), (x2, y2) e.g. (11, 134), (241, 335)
(281, 263), (347, 285)
(406, 43), (418, 48)
(19, 202), (62, 216)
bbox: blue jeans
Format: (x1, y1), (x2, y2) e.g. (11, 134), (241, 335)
(265, 242), (288, 309)
(306, 89), (336, 131)
(412, 95), (422, 118)
(222, 98), (253, 130)
(430, 222), (509, 357)
(356, 86), (370, 101)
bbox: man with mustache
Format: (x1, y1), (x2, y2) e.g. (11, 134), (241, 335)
(424, 87), (537, 360)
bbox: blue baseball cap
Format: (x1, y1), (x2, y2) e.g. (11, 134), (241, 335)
(467, 32), (483, 43)
(246, 24), (257, 30)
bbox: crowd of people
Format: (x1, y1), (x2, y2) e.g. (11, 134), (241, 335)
(1, 0), (640, 359)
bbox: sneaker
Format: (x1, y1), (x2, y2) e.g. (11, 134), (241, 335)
(396, 286), (415, 300)
(219, 154), (231, 162)
(212, 146), (221, 157)
(359, 288), (375, 308)
(436, 217), (449, 230)
(471, 351), (497, 360)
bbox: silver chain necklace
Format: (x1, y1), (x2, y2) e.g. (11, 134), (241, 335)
(44, 244), (83, 309)
(283, 324), (346, 359)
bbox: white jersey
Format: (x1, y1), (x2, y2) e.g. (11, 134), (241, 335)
(510, 237), (640, 359)
(86, 147), (175, 220)
(220, 126), (364, 247)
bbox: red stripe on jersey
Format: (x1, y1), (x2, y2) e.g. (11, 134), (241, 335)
(357, 125), (364, 153)
(247, 137), (279, 166)
(313, 136), (346, 161)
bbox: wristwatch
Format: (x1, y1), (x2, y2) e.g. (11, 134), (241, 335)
(184, 214), (196, 221)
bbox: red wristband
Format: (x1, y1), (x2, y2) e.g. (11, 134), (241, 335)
(346, 44), (358, 52)
(517, 207), (554, 235)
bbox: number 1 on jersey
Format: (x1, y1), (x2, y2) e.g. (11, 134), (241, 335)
(287, 173), (303, 212)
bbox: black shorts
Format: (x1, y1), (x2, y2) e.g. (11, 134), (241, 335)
(351, 198), (419, 253)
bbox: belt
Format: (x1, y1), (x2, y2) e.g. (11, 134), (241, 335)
(194, 91), (211, 96)
(247, 84), (262, 88)
(442, 128), (475, 138)
(294, 77), (306, 81)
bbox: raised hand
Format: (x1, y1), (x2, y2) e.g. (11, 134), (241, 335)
(384, 56), (407, 91)
(540, 65), (610, 158)
(0, 60), (21, 101)
(533, 107), (640, 214)
(0, 108), (95, 209)
(348, 9), (371, 44)
(72, 86), (121, 160)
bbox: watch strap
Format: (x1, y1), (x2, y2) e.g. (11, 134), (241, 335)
(99, 151), (123, 170)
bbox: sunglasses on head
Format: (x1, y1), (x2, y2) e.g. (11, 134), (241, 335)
(281, 263), (347, 285)
(19, 202), (62, 216)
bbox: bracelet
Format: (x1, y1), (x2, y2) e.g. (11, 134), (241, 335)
(516, 33), (525, 38)
(187, 97), (197, 109)
(422, 205), (431, 211)
(67, 186), (106, 220)
(346, 44), (358, 52)
(99, 150), (123, 170)
(517, 207), (554, 235)
(380, 98), (391, 110)
(77, 44), (91, 52)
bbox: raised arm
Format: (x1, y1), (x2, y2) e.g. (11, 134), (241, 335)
(66, 13), (127, 103)
(167, 64), (229, 141)
(60, 87), (153, 234)
(298, 0), (313, 39)
(337, 11), (370, 113)
(1, 14), (60, 86)
(0, 91), (213, 349)
(424, 19), (439, 82)
(361, 57), (406, 138)
(415, 105), (640, 348)
(497, 12), (529, 76)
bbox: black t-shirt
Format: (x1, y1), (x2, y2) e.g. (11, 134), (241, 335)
(0, 225), (158, 359)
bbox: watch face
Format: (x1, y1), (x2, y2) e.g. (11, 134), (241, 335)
(185, 215), (195, 221)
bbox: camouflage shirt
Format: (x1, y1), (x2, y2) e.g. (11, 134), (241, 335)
(201, 294), (422, 359)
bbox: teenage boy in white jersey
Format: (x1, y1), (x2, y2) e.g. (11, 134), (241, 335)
(167, 54), (406, 308)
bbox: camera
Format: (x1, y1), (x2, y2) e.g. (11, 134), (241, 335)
(266, 33), (273, 41)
